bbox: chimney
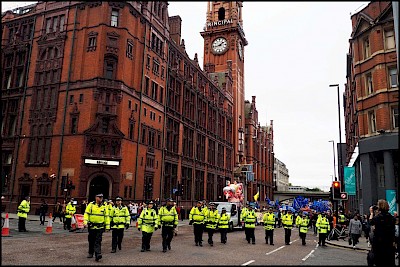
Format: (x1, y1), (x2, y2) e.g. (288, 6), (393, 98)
(168, 15), (182, 45)
(252, 96), (256, 103)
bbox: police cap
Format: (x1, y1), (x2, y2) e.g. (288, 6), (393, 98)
(166, 198), (174, 202)
(96, 193), (104, 198)
(115, 197), (122, 201)
(147, 200), (154, 205)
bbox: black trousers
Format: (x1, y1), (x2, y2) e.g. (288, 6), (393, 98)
(161, 226), (174, 250)
(52, 213), (63, 222)
(245, 228), (255, 243)
(300, 232), (307, 245)
(193, 223), (204, 244)
(220, 228), (228, 243)
(319, 232), (327, 245)
(111, 228), (124, 250)
(65, 217), (71, 230)
(88, 228), (104, 256)
(39, 212), (46, 225)
(265, 229), (274, 244)
(18, 217), (26, 231)
(284, 228), (292, 244)
(142, 231), (153, 250)
(207, 228), (215, 244)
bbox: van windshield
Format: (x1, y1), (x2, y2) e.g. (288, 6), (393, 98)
(211, 202), (232, 213)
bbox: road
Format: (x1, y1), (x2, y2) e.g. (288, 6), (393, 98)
(2, 217), (368, 265)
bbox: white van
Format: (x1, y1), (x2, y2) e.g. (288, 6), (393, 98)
(210, 201), (243, 232)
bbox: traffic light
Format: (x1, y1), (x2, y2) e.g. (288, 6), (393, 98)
(332, 181), (341, 200)
(329, 187), (333, 202)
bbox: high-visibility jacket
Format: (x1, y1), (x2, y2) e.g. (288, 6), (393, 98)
(244, 210), (257, 228)
(218, 213), (230, 229)
(240, 207), (248, 221)
(203, 206), (209, 216)
(263, 212), (275, 230)
(65, 202), (76, 219)
(17, 200), (30, 219)
(110, 205), (130, 229)
(338, 214), (346, 223)
(158, 205), (178, 228)
(84, 201), (110, 230)
(205, 209), (220, 229)
(295, 215), (302, 227)
(138, 208), (158, 233)
(300, 217), (310, 233)
(316, 217), (330, 234)
(282, 214), (294, 229)
(189, 207), (205, 224)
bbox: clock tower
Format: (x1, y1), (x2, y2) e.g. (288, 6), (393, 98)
(200, 1), (248, 168)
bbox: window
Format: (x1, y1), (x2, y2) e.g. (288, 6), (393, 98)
(368, 111), (376, 133)
(128, 120), (134, 139)
(104, 57), (117, 79)
(385, 29), (395, 50)
(366, 73), (373, 95)
(111, 9), (119, 27)
(144, 108), (147, 117)
(146, 55), (151, 69)
(79, 94), (84, 103)
(102, 118), (109, 133)
(145, 77), (150, 96)
(69, 95), (74, 105)
(59, 15), (65, 32)
(152, 59), (160, 75)
(151, 33), (163, 56)
(52, 17), (58, 32)
(392, 106), (399, 129)
(126, 40), (133, 59)
(71, 117), (78, 134)
(89, 36), (96, 47)
(363, 37), (370, 59)
(388, 67), (398, 88)
(218, 7), (225, 20)
(159, 86), (164, 104)
(161, 66), (165, 79)
(128, 100), (132, 109)
(46, 18), (52, 33)
(16, 69), (24, 87)
(151, 81), (158, 100)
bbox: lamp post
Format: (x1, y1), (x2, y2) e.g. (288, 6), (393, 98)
(328, 140), (337, 181)
(329, 84), (343, 185)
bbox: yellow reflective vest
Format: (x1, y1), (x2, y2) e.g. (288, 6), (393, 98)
(205, 209), (220, 229)
(240, 207), (248, 221)
(84, 201), (110, 230)
(295, 215), (302, 227)
(218, 213), (230, 229)
(65, 202), (76, 218)
(263, 212), (275, 230)
(158, 206), (178, 227)
(244, 210), (257, 228)
(300, 217), (310, 233)
(316, 217), (330, 234)
(138, 208), (158, 233)
(17, 200), (30, 219)
(282, 214), (294, 229)
(189, 206), (205, 224)
(110, 205), (130, 229)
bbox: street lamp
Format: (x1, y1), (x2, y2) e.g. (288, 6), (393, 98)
(328, 140), (337, 181)
(329, 84), (343, 185)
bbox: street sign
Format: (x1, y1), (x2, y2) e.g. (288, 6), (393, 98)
(340, 192), (348, 200)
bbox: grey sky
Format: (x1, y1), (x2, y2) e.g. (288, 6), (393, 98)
(2, 1), (370, 191)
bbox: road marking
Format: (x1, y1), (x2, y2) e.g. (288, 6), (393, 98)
(302, 249), (315, 261)
(266, 245), (285, 255)
(290, 239), (299, 244)
(242, 260), (255, 266)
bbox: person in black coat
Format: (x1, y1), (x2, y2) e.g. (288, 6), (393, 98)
(370, 199), (396, 267)
(39, 199), (48, 225)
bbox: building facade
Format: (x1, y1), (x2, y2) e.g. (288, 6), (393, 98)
(344, 1), (398, 214)
(274, 157), (289, 192)
(1, 1), (274, 212)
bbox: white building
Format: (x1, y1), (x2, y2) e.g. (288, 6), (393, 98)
(274, 158), (289, 191)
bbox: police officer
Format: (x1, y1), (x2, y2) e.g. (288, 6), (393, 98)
(317, 212), (330, 246)
(158, 198), (178, 252)
(244, 205), (257, 244)
(218, 207), (230, 244)
(65, 198), (76, 231)
(189, 200), (206, 246)
(110, 196), (130, 253)
(205, 203), (219, 246)
(282, 209), (294, 245)
(263, 207), (275, 245)
(84, 193), (110, 262)
(295, 211), (303, 236)
(138, 200), (159, 252)
(299, 212), (310, 245)
(241, 203), (249, 239)
(17, 196), (30, 232)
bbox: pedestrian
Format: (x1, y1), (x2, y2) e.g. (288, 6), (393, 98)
(263, 207), (275, 245)
(369, 199), (396, 267)
(138, 200), (159, 252)
(311, 211), (318, 234)
(282, 209), (294, 245)
(17, 196), (30, 232)
(52, 201), (63, 223)
(205, 203), (219, 247)
(348, 214), (362, 248)
(189, 200), (206, 246)
(65, 198), (76, 231)
(80, 200), (87, 215)
(218, 207), (230, 244)
(243, 205), (257, 244)
(110, 196), (130, 253)
(158, 198), (178, 252)
(180, 206), (185, 221)
(277, 209), (282, 228)
(361, 214), (371, 246)
(299, 212), (310, 245)
(39, 198), (48, 225)
(83, 193), (110, 262)
(317, 212), (330, 247)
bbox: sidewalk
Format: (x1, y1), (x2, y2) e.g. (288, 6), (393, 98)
(325, 236), (370, 252)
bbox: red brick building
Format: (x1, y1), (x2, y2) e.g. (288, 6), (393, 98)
(344, 1), (398, 214)
(1, 1), (274, 212)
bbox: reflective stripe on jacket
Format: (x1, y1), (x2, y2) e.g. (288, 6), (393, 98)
(84, 201), (110, 230)
(158, 206), (178, 227)
(300, 218), (310, 233)
(17, 200), (30, 218)
(244, 210), (256, 228)
(205, 209), (220, 229)
(316, 217), (330, 234)
(189, 207), (205, 224)
(282, 214), (293, 229)
(110, 205), (130, 229)
(138, 208), (158, 233)
(263, 212), (275, 230)
(218, 213), (230, 229)
(65, 202), (76, 218)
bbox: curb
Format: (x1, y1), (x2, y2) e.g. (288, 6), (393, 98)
(326, 240), (369, 252)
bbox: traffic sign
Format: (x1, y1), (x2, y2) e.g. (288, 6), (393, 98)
(340, 192), (348, 200)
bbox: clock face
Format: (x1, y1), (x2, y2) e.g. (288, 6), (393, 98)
(212, 37), (228, 54)
(238, 40), (243, 60)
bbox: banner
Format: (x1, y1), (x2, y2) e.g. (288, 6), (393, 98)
(254, 191), (259, 201)
(386, 189), (397, 215)
(344, 166), (356, 195)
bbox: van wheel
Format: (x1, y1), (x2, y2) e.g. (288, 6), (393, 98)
(229, 222), (234, 232)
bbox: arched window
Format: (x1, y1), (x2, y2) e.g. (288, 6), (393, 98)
(104, 55), (118, 80)
(218, 7), (225, 20)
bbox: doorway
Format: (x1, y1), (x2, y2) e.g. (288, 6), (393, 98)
(88, 176), (110, 202)
(19, 185), (30, 204)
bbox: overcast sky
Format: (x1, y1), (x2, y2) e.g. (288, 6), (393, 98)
(2, 1), (370, 191)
